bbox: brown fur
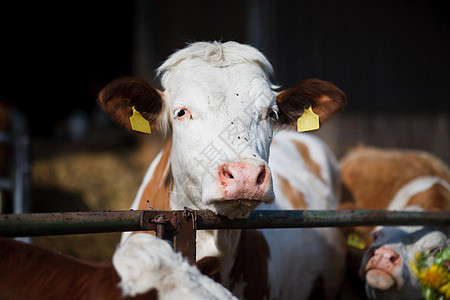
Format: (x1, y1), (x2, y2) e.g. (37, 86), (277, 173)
(339, 147), (450, 236)
(0, 237), (157, 300)
(229, 229), (271, 300)
(293, 140), (324, 183)
(138, 140), (172, 211)
(276, 79), (346, 129)
(338, 146), (450, 285)
(340, 146), (450, 213)
(195, 256), (222, 283)
(278, 175), (307, 209)
(97, 77), (165, 132)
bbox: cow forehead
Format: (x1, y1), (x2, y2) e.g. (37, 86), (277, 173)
(165, 64), (275, 114)
(373, 226), (448, 251)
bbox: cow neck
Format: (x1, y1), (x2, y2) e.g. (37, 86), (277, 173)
(137, 140), (271, 299)
(138, 140), (172, 211)
(197, 228), (270, 300)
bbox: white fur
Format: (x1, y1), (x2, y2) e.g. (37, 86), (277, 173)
(195, 132), (346, 299)
(122, 42), (345, 299)
(113, 233), (237, 299)
(387, 176), (450, 210)
(158, 42), (277, 218)
(262, 132), (346, 299)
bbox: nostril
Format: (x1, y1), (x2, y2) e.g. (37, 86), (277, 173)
(220, 165), (234, 181)
(390, 254), (400, 264)
(256, 167), (266, 185)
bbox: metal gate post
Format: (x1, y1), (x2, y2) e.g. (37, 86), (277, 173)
(141, 209), (197, 264)
(171, 209), (197, 264)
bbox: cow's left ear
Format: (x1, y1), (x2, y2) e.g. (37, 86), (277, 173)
(276, 79), (346, 129)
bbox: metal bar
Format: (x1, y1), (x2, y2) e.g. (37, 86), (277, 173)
(0, 211), (146, 237)
(196, 210), (450, 230)
(1, 210), (449, 238)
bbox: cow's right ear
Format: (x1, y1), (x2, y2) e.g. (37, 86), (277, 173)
(97, 77), (166, 133)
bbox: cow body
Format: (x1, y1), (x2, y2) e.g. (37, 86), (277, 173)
(124, 132), (346, 299)
(99, 41), (347, 299)
(339, 147), (450, 299)
(0, 234), (237, 300)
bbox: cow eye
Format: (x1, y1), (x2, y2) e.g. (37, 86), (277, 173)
(174, 108), (192, 121)
(267, 109), (279, 121)
(372, 231), (380, 241)
(429, 246), (442, 254)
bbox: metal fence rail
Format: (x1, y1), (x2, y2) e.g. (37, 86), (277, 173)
(1, 209), (449, 263)
(1, 209), (449, 237)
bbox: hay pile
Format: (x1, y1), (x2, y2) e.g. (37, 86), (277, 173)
(31, 133), (166, 261)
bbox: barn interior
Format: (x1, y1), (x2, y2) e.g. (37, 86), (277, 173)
(0, 1), (448, 296)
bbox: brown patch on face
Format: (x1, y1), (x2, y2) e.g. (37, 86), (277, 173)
(278, 175), (307, 209)
(138, 140), (172, 211)
(407, 184), (450, 211)
(230, 229), (270, 300)
(293, 140), (324, 183)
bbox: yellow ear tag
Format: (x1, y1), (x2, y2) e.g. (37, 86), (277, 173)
(297, 105), (320, 132)
(347, 233), (366, 250)
(130, 106), (151, 134)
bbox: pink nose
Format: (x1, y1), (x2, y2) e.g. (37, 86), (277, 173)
(218, 161), (269, 200)
(367, 246), (402, 272)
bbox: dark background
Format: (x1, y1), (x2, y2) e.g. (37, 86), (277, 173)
(0, 0), (448, 271)
(1, 0), (448, 134)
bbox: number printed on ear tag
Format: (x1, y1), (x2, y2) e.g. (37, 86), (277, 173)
(130, 106), (151, 134)
(297, 105), (320, 132)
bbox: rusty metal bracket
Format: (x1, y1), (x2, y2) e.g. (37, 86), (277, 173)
(140, 209), (197, 264)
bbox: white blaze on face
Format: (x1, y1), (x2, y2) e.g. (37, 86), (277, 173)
(158, 42), (277, 218)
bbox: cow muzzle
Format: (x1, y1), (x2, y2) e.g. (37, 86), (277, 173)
(218, 160), (270, 201)
(362, 246), (403, 290)
(203, 160), (274, 219)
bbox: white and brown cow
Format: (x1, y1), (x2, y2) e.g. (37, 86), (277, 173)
(339, 146), (450, 299)
(99, 41), (347, 299)
(0, 233), (237, 299)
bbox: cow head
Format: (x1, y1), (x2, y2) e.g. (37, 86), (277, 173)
(98, 41), (346, 218)
(360, 224), (450, 299)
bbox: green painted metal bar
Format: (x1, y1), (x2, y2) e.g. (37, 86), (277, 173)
(0, 210), (449, 237)
(0, 211), (146, 237)
(196, 210), (450, 230)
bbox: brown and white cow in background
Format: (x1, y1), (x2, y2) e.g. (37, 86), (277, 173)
(99, 41), (347, 299)
(339, 146), (450, 299)
(0, 233), (237, 299)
